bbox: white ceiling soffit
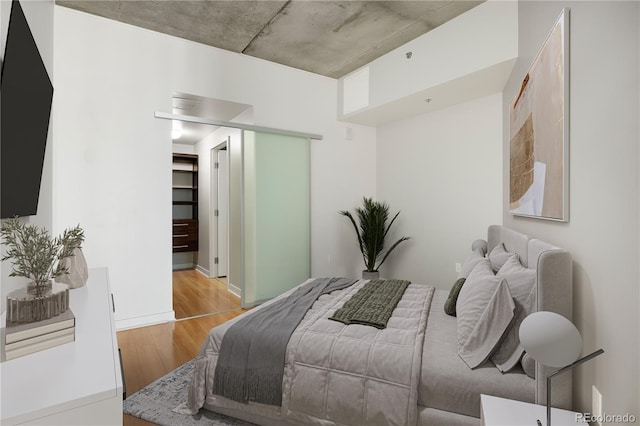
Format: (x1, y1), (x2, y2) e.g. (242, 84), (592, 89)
(171, 93), (251, 145)
(341, 59), (517, 126)
(55, 0), (484, 79)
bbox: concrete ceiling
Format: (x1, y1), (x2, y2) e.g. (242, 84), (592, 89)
(56, 0), (483, 79)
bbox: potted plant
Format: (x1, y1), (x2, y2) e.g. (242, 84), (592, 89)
(339, 197), (410, 279)
(1, 218), (84, 296)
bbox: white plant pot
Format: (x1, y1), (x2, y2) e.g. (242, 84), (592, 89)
(362, 270), (380, 280)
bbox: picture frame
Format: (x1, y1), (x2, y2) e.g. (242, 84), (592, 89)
(509, 8), (569, 222)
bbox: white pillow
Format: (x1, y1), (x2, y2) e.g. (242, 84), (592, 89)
(490, 254), (537, 372)
(458, 247), (485, 279)
(456, 259), (516, 369)
(488, 243), (514, 272)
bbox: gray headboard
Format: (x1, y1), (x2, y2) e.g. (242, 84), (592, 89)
(487, 225), (573, 410)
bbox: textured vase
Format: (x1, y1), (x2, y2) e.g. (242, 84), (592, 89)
(362, 270), (380, 280)
(57, 248), (89, 289)
(6, 281), (70, 323)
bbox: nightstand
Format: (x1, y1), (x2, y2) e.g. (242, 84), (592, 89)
(481, 394), (587, 426)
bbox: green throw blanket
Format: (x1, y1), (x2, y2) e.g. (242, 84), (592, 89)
(329, 279), (410, 329)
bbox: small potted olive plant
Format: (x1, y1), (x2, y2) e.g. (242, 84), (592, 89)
(339, 197), (410, 279)
(1, 218), (84, 322)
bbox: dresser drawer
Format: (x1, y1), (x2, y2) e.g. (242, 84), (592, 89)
(172, 220), (198, 252)
(172, 219), (197, 234)
(172, 240), (198, 252)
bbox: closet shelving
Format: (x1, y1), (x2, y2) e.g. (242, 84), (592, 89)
(172, 153), (198, 253)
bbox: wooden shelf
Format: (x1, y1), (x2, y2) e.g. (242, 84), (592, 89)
(172, 153), (198, 253)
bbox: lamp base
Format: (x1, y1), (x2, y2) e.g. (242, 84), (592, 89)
(544, 348), (605, 426)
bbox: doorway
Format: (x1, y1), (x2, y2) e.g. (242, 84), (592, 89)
(170, 94), (248, 320)
(209, 140), (233, 290)
(163, 93), (317, 319)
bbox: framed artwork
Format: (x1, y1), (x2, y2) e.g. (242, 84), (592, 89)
(509, 8), (569, 221)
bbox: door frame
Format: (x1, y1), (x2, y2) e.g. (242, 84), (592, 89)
(209, 138), (230, 279)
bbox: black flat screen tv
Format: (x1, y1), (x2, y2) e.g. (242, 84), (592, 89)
(1, 0), (54, 218)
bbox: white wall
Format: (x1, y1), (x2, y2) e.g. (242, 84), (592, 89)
(339, 0), (517, 126)
(313, 122), (378, 279)
(194, 126), (241, 279)
(53, 6), (376, 328)
(171, 143), (195, 155)
(376, 94), (503, 286)
(503, 1), (639, 419)
(367, 1), (517, 109)
(198, 110), (252, 292)
(1, 0), (55, 309)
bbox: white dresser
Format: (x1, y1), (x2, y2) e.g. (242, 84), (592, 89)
(1, 268), (123, 425)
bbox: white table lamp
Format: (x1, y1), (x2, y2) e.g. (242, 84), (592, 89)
(519, 311), (604, 426)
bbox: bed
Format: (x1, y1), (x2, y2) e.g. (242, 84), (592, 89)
(177, 225), (573, 425)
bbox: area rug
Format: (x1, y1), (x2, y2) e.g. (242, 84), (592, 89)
(123, 359), (255, 425)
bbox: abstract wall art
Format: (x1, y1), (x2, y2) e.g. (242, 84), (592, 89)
(510, 8), (569, 221)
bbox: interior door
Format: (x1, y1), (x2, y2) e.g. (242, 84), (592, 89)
(242, 130), (310, 306)
(217, 149), (229, 277)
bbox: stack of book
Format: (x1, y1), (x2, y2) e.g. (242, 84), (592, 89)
(4, 309), (75, 361)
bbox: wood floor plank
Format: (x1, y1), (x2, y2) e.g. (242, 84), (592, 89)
(119, 308), (246, 425)
(119, 346), (145, 393)
(173, 270), (240, 319)
(122, 270), (246, 425)
(123, 414), (154, 426)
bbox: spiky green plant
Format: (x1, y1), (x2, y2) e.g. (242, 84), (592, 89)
(339, 197), (410, 272)
(0, 218), (85, 291)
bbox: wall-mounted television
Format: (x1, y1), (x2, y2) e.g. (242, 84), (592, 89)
(1, 0), (54, 218)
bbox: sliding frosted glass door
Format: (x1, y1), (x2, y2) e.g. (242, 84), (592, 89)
(242, 131), (310, 306)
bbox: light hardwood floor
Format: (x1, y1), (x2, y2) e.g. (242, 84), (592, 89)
(119, 309), (246, 425)
(173, 269), (240, 319)
(121, 270), (244, 425)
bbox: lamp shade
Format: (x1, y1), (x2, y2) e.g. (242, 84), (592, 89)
(519, 311), (582, 368)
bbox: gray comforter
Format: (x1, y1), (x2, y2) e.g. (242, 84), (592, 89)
(213, 278), (357, 406)
(178, 279), (435, 426)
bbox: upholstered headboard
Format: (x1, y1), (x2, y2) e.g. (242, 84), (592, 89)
(487, 225), (573, 410)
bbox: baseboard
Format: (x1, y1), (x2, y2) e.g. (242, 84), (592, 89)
(172, 263), (195, 271)
(195, 265), (210, 277)
(115, 310), (175, 331)
(228, 282), (241, 298)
